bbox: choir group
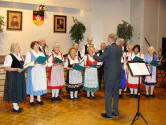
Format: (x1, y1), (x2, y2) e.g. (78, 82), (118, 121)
(3, 36), (159, 113)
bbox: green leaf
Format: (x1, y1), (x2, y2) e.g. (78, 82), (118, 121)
(117, 20), (133, 44)
(69, 17), (86, 43)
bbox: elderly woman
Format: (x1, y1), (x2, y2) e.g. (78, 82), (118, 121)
(25, 41), (47, 106)
(48, 42), (64, 102)
(83, 45), (102, 98)
(3, 42), (26, 113)
(127, 44), (144, 97)
(143, 46), (158, 97)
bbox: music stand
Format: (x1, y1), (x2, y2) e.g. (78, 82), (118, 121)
(128, 61), (150, 125)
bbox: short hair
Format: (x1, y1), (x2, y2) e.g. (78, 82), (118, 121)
(68, 47), (76, 54)
(30, 41), (39, 49)
(148, 46), (155, 53)
(87, 36), (93, 41)
(38, 38), (45, 42)
(120, 38), (125, 42)
(87, 45), (95, 52)
(73, 42), (79, 46)
(100, 42), (106, 45)
(127, 44), (133, 50)
(10, 42), (20, 53)
(108, 33), (117, 41)
(53, 42), (60, 49)
(133, 44), (140, 52)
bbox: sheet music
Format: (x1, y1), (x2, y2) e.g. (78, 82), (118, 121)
(128, 63), (150, 76)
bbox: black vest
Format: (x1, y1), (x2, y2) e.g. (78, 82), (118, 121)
(10, 53), (24, 69)
(85, 45), (88, 54)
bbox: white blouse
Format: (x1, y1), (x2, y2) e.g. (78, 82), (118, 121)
(81, 55), (102, 66)
(128, 52), (144, 61)
(4, 53), (23, 67)
(64, 56), (79, 68)
(48, 51), (64, 67)
(25, 49), (46, 64)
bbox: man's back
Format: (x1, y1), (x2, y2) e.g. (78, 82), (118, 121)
(104, 43), (122, 81)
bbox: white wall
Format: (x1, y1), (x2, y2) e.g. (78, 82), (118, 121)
(90, 0), (131, 48)
(1, 0), (91, 10)
(130, 0), (144, 52)
(158, 0), (166, 51)
(0, 1), (92, 55)
(130, 0), (166, 53)
(0, 0), (131, 55)
(144, 0), (159, 53)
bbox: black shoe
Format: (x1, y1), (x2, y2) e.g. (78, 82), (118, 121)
(55, 97), (62, 101)
(112, 112), (119, 118)
(130, 94), (133, 98)
(119, 95), (122, 98)
(149, 95), (155, 98)
(86, 96), (90, 99)
(70, 97), (74, 100)
(74, 96), (79, 99)
(30, 102), (35, 106)
(134, 95), (138, 98)
(51, 97), (56, 102)
(145, 95), (149, 98)
(91, 95), (95, 99)
(37, 101), (44, 105)
(13, 108), (23, 113)
(101, 113), (112, 119)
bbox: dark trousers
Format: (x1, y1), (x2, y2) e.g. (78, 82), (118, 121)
(98, 67), (104, 89)
(104, 80), (120, 116)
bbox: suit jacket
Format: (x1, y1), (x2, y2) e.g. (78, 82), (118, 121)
(94, 43), (122, 82)
(97, 50), (104, 70)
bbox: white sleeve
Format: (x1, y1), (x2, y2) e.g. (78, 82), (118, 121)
(64, 60), (69, 68)
(47, 52), (53, 67)
(25, 52), (31, 64)
(81, 45), (85, 55)
(141, 54), (145, 61)
(97, 61), (103, 66)
(80, 51), (84, 59)
(3, 55), (13, 67)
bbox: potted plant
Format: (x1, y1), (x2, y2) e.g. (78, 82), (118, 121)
(69, 17), (86, 43)
(117, 20), (133, 45)
(0, 16), (5, 32)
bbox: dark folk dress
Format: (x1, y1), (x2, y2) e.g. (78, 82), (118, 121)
(65, 58), (83, 92)
(3, 54), (26, 103)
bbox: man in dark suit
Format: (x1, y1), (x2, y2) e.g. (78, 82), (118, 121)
(38, 38), (47, 55)
(94, 33), (122, 119)
(82, 37), (95, 55)
(97, 42), (106, 89)
(119, 38), (127, 52)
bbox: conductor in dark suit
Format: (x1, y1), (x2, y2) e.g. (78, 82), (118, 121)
(94, 33), (122, 119)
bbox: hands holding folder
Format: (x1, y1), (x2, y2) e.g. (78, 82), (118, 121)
(22, 55), (49, 73)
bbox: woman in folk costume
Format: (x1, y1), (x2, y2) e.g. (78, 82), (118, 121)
(126, 44), (144, 97)
(143, 46), (158, 97)
(48, 42), (64, 102)
(118, 45), (134, 97)
(25, 41), (47, 106)
(64, 48), (83, 99)
(123, 44), (133, 93)
(3, 42), (26, 113)
(83, 45), (102, 98)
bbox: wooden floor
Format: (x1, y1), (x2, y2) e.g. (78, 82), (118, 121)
(0, 88), (166, 125)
